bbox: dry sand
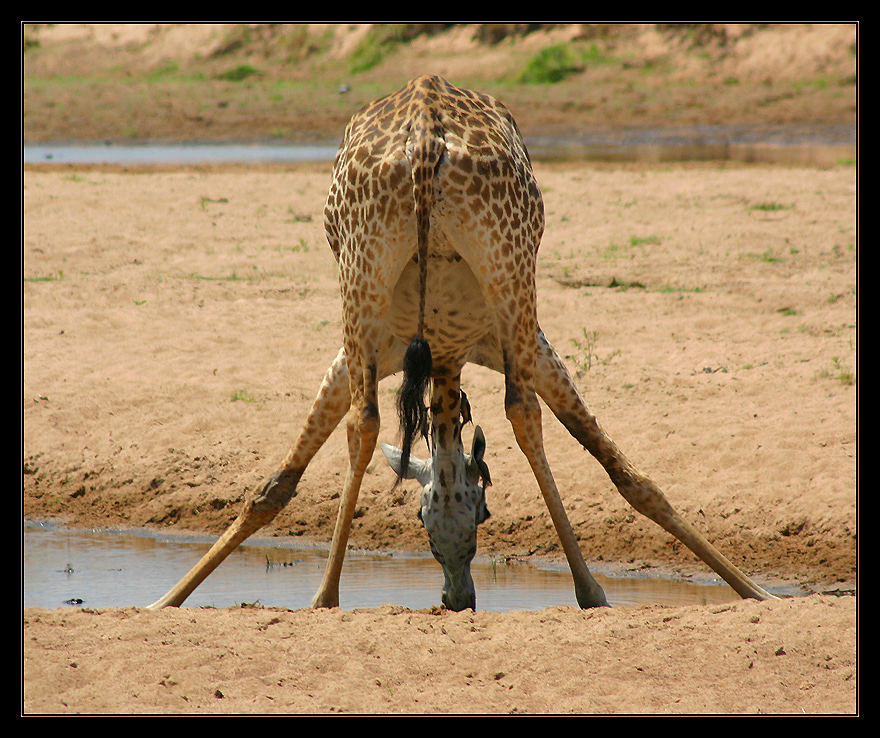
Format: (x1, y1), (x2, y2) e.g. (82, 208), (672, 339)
(23, 160), (857, 714)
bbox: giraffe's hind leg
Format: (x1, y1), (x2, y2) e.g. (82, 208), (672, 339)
(533, 330), (778, 602)
(146, 348), (352, 610)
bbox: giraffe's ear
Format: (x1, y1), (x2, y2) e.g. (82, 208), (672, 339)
(466, 426), (492, 488)
(380, 443), (432, 486)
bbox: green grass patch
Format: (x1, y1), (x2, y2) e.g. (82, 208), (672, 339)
(749, 248), (786, 264)
(146, 62), (181, 81)
(519, 42), (587, 84)
(199, 196), (229, 209)
(607, 277), (646, 290)
(630, 234), (660, 247)
(348, 24), (414, 74)
(231, 389), (256, 402)
(24, 273), (63, 282)
(215, 64), (261, 82)
(749, 202), (794, 212)
(602, 241), (629, 259)
(190, 272), (250, 282)
(818, 357), (855, 386)
(656, 284), (705, 294)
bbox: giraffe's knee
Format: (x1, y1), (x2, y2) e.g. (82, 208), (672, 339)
(349, 400), (380, 438)
(618, 474), (677, 525)
(503, 380), (540, 426)
(244, 466), (303, 526)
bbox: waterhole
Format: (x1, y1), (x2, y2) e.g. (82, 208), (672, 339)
(23, 522), (748, 612)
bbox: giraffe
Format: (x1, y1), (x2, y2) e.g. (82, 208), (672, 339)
(147, 75), (777, 612)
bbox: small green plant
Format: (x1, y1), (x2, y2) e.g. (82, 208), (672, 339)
(231, 389), (256, 402)
(570, 328), (599, 374)
(568, 328), (622, 376)
(819, 357), (855, 385)
(199, 196), (229, 209)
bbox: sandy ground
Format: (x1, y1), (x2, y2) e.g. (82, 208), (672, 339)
(22, 160), (857, 714)
(22, 22), (858, 716)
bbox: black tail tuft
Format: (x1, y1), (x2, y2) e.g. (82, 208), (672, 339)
(396, 337), (432, 484)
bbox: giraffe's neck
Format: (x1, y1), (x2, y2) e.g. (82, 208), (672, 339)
(429, 374), (466, 482)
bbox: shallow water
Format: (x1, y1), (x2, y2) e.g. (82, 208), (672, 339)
(23, 125), (855, 168)
(23, 522), (745, 612)
(23, 142), (340, 166)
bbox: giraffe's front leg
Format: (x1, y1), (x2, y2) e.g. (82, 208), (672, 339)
(311, 346), (383, 609)
(146, 349), (351, 610)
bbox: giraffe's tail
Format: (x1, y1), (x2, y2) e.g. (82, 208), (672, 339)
(395, 90), (445, 482)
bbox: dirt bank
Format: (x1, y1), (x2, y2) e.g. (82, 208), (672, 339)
(23, 23), (857, 144)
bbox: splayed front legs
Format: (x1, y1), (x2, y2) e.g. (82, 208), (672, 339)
(145, 466), (302, 610)
(146, 349), (351, 610)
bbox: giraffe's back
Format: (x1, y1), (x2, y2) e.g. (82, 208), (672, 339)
(324, 75), (545, 370)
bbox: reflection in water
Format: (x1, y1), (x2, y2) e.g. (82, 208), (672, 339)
(23, 523), (741, 612)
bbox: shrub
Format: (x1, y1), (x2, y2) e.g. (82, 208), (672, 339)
(519, 43), (585, 84)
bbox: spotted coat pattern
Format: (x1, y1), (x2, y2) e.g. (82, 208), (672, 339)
(147, 76), (779, 613)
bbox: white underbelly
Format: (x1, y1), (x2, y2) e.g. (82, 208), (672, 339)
(387, 256), (493, 366)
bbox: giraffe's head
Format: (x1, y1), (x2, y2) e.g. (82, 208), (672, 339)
(381, 426), (491, 611)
